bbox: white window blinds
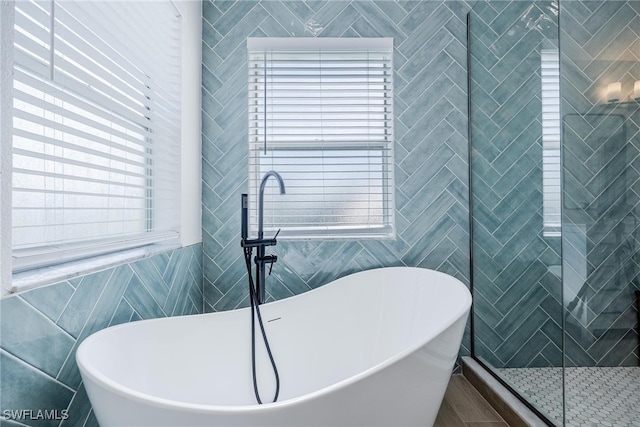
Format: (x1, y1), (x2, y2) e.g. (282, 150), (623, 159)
(12, 0), (182, 271)
(247, 38), (395, 239)
(541, 48), (561, 237)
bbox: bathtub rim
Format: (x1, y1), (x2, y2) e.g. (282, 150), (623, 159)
(77, 266), (471, 413)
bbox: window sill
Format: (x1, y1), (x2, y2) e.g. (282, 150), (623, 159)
(10, 241), (181, 295)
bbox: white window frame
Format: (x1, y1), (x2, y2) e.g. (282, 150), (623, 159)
(1, 0), (203, 295)
(247, 37), (395, 240)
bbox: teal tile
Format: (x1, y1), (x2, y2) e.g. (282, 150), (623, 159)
(213, 278), (248, 311)
(398, 6), (452, 62)
(149, 251), (171, 278)
(56, 265), (133, 389)
(213, 255), (247, 295)
(59, 383), (91, 427)
(0, 350), (74, 427)
(582, 0), (626, 37)
(213, 137), (247, 178)
(351, 16), (384, 38)
(166, 274), (190, 316)
(109, 298), (135, 327)
(162, 249), (188, 289)
(505, 329), (550, 367)
(400, 171), (456, 230)
(399, 144), (455, 197)
(416, 236), (457, 270)
(351, 1), (406, 43)
(214, 5), (269, 59)
(213, 210), (242, 245)
(131, 257), (169, 308)
(263, 263), (304, 298)
(202, 64), (223, 96)
(398, 121), (454, 174)
(20, 281), (74, 324)
(400, 98), (454, 153)
(124, 274), (166, 320)
(202, 18), (222, 49)
(186, 276), (204, 314)
(373, 0), (407, 23)
(1, 297), (75, 378)
(310, 1), (350, 31)
(308, 241), (363, 287)
(281, 0), (313, 22)
(318, 4), (360, 37)
(56, 269), (113, 338)
(203, 0), (223, 25)
(202, 41), (222, 75)
(211, 1), (258, 36)
(403, 214), (455, 265)
(398, 51), (453, 108)
(494, 284), (549, 339)
(204, 278), (224, 307)
(259, 3), (303, 36)
(495, 262), (548, 315)
(274, 242), (314, 279)
(398, 1), (439, 34)
(84, 412), (99, 427)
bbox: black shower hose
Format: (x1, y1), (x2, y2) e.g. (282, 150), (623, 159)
(243, 246), (280, 404)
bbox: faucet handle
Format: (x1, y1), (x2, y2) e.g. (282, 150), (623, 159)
(273, 228), (281, 239)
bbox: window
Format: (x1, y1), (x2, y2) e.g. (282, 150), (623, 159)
(247, 38), (395, 239)
(541, 48), (561, 237)
(10, 0), (182, 272)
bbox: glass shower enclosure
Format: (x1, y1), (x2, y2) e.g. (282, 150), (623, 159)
(468, 1), (640, 425)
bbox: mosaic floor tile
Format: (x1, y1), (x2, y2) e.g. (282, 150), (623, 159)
(497, 366), (640, 426)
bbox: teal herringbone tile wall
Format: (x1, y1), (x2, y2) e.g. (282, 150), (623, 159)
(470, 0), (640, 369)
(0, 244), (203, 427)
(201, 0), (473, 359)
(560, 0), (640, 367)
(469, 1), (563, 368)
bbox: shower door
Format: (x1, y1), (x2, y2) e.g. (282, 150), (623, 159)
(560, 1), (640, 425)
(470, 1), (640, 426)
(468, 1), (564, 424)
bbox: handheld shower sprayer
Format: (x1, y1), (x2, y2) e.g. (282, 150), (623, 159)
(241, 193), (248, 241)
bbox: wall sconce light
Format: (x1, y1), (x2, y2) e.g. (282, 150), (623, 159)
(607, 82), (621, 102)
(605, 81), (640, 104)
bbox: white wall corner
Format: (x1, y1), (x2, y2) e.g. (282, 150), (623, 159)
(1, 0), (14, 295)
(180, 0), (203, 247)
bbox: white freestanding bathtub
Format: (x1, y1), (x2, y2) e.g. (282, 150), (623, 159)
(77, 267), (471, 427)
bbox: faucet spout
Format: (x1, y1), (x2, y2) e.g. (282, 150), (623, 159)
(246, 170), (285, 305)
(258, 171), (286, 239)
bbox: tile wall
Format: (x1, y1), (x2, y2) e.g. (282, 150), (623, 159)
(560, 0), (640, 367)
(468, 0), (563, 368)
(201, 2), (474, 361)
(0, 244), (203, 427)
(470, 0), (640, 369)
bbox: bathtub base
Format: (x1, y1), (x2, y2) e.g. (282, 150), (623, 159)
(85, 315), (466, 427)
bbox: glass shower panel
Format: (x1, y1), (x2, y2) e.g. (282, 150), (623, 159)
(560, 1), (640, 425)
(469, 1), (563, 424)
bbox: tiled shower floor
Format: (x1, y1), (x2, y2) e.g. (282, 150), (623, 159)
(497, 367), (640, 426)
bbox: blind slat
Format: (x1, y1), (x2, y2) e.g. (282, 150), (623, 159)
(248, 37), (394, 239)
(12, 0), (182, 269)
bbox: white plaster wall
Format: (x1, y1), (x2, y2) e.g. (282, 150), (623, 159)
(1, 0), (14, 295)
(180, 0), (203, 247)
